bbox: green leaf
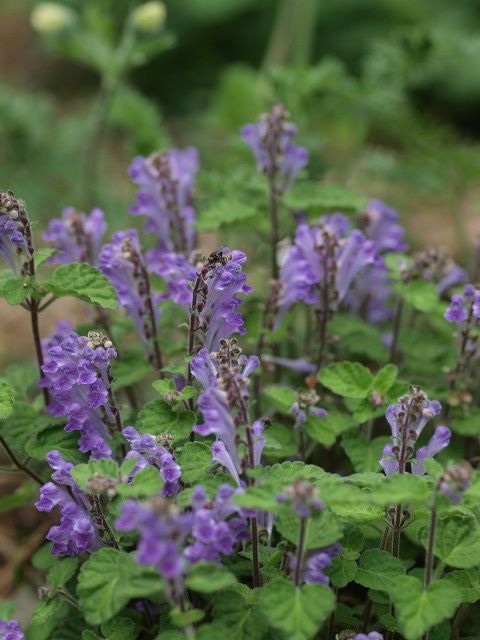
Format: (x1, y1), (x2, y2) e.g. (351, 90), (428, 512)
(0, 379), (14, 419)
(304, 411), (354, 447)
(186, 562), (237, 593)
(394, 280), (439, 313)
(71, 459), (119, 492)
(276, 508), (343, 550)
(101, 616), (140, 640)
(283, 182), (366, 213)
(319, 362), (373, 399)
(327, 556), (357, 588)
(2, 276), (34, 304)
(212, 585), (267, 640)
(341, 432), (390, 473)
(177, 442), (212, 484)
(262, 385), (297, 414)
(45, 263), (118, 310)
(259, 578), (335, 640)
(197, 199), (256, 231)
(47, 557), (79, 588)
(30, 598), (68, 626)
(444, 568), (480, 603)
(372, 364), (398, 395)
(26, 423), (87, 464)
(77, 548), (161, 625)
(355, 549), (406, 591)
(390, 576), (462, 640)
(111, 353), (150, 391)
(170, 607), (204, 626)
(35, 248), (58, 269)
(428, 513), (480, 568)
(117, 466), (163, 497)
(136, 400), (195, 443)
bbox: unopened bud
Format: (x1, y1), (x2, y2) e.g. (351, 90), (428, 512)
(30, 3), (76, 34)
(131, 1), (166, 33)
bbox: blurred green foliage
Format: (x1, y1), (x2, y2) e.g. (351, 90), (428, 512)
(0, 0), (479, 246)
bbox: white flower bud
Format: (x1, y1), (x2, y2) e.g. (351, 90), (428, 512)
(30, 3), (76, 34)
(131, 1), (166, 33)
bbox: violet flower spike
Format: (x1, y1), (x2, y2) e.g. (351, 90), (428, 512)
(129, 147), (199, 254)
(43, 206), (106, 265)
(0, 619), (25, 640)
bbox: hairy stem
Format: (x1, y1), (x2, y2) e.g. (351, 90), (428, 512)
(293, 517), (307, 586)
(0, 434), (44, 486)
(389, 299), (403, 363)
(30, 300), (50, 406)
(245, 422), (262, 588)
(268, 184), (280, 280)
(424, 502), (437, 590)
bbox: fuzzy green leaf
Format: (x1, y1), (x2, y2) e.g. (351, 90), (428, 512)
(390, 576), (461, 640)
(136, 399), (195, 443)
(259, 578), (335, 640)
(355, 549), (406, 591)
(45, 263), (118, 309)
(0, 379), (14, 419)
(177, 442), (212, 484)
(186, 562), (237, 593)
(319, 362), (373, 398)
(77, 548), (161, 625)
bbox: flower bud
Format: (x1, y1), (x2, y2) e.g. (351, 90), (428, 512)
(131, 1), (166, 33)
(30, 3), (76, 34)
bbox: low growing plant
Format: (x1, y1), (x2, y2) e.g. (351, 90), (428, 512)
(0, 105), (479, 640)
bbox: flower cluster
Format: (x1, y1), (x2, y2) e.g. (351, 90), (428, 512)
(296, 543), (341, 586)
(192, 340), (263, 485)
(406, 248), (466, 295)
(98, 230), (161, 365)
(438, 461), (472, 503)
(380, 386), (446, 476)
(0, 191), (32, 273)
(290, 388), (327, 431)
(276, 215), (376, 327)
(43, 207), (106, 265)
(123, 426), (181, 497)
(129, 147), (198, 255)
(242, 104), (308, 194)
(189, 249), (251, 353)
(146, 249), (196, 312)
(0, 619), (24, 640)
(41, 330), (118, 458)
(116, 484), (248, 592)
(35, 450), (102, 555)
(348, 199), (407, 323)
(277, 480), (324, 518)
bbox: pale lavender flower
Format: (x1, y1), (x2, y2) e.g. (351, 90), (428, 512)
(43, 207), (106, 265)
(146, 249), (196, 312)
(353, 633), (383, 640)
(438, 462), (472, 504)
(290, 388), (327, 431)
(301, 544), (342, 585)
(129, 148), (198, 254)
(359, 199), (407, 254)
(411, 425), (451, 476)
(242, 104), (308, 194)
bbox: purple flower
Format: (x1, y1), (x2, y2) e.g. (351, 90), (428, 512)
(0, 192), (31, 273)
(352, 634), (383, 640)
(438, 462), (472, 504)
(408, 249), (466, 296)
(129, 148), (199, 254)
(411, 426), (451, 475)
(123, 426), (181, 497)
(380, 387), (443, 476)
(116, 485), (247, 591)
(277, 481), (323, 518)
(98, 230), (160, 354)
(275, 219), (376, 327)
(290, 389), (327, 431)
(302, 544), (342, 585)
(190, 249), (251, 352)
(35, 450), (101, 555)
(0, 619), (25, 640)
(359, 199), (407, 254)
(43, 207), (106, 265)
(242, 104), (308, 194)
(190, 347), (259, 390)
(40, 330), (118, 458)
(146, 249), (196, 312)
